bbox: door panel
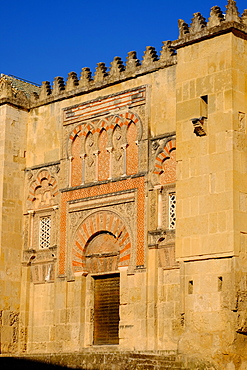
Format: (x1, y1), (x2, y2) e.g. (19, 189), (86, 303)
(93, 274), (120, 345)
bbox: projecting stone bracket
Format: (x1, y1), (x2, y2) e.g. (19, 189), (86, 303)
(148, 228), (175, 249)
(191, 116), (207, 136)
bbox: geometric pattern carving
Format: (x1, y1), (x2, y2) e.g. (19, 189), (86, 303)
(39, 216), (51, 249)
(72, 210), (132, 274)
(63, 87), (145, 124)
(68, 111), (142, 146)
(68, 111), (143, 186)
(168, 193), (176, 230)
(27, 169), (58, 209)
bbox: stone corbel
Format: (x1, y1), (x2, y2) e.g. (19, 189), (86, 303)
(191, 116), (207, 136)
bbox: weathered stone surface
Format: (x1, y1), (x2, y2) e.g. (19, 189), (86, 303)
(1, 2), (247, 370)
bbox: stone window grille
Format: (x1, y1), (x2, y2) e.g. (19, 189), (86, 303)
(168, 193), (176, 229)
(39, 216), (51, 249)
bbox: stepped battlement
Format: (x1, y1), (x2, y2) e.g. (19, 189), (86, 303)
(34, 41), (177, 106)
(175, 0), (247, 47)
(0, 0), (247, 109)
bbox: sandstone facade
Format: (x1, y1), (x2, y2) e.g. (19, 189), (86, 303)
(1, 1), (247, 369)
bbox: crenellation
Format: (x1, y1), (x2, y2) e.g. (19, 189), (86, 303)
(108, 56), (125, 80)
(2, 1), (247, 107)
(39, 81), (52, 100)
(242, 9), (247, 25)
(208, 6), (225, 28)
(52, 76), (65, 96)
(190, 12), (207, 34)
(94, 62), (108, 84)
(141, 46), (159, 69)
(66, 72), (79, 91)
(178, 19), (190, 39)
(79, 67), (92, 88)
(225, 0), (240, 22)
(160, 41), (176, 64)
(125, 51), (141, 74)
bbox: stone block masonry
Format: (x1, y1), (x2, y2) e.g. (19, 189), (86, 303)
(1, 1), (247, 369)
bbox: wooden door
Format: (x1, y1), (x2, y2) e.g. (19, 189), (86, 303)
(93, 274), (120, 345)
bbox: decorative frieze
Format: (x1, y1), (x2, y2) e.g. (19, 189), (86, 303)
(63, 86), (146, 124)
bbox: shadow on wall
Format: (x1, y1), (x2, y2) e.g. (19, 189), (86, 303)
(0, 358), (89, 370)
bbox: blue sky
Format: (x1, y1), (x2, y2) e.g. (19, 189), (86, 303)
(2, 0), (247, 85)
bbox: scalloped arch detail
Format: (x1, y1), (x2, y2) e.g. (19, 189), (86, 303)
(67, 111), (143, 156)
(27, 169), (59, 203)
(153, 139), (176, 175)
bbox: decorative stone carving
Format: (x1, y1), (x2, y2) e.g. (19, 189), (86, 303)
(66, 105), (143, 184)
(26, 166), (59, 210)
(191, 116), (207, 136)
(50, 164), (60, 174)
(0, 77), (29, 107)
(94, 62), (108, 84)
(66, 72), (79, 91)
(148, 229), (175, 248)
(39, 81), (52, 100)
(22, 245), (57, 264)
(79, 67), (92, 88)
(208, 6), (224, 28)
(109, 57), (125, 80)
(225, 0), (240, 22)
(242, 9), (247, 25)
(0, 79), (14, 100)
(26, 170), (33, 180)
(190, 12), (207, 34)
(160, 41), (176, 63)
(35, 179), (52, 207)
(142, 46), (159, 68)
(125, 51), (140, 74)
(71, 210), (133, 275)
(151, 137), (176, 186)
(178, 19), (190, 39)
(52, 77), (65, 95)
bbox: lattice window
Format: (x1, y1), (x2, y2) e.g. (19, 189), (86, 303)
(169, 193), (176, 229)
(39, 216), (51, 249)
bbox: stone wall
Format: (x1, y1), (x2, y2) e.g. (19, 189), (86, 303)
(2, 1), (247, 369)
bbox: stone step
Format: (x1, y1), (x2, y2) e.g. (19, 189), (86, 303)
(133, 359), (187, 370)
(129, 353), (177, 362)
(6, 352), (189, 370)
